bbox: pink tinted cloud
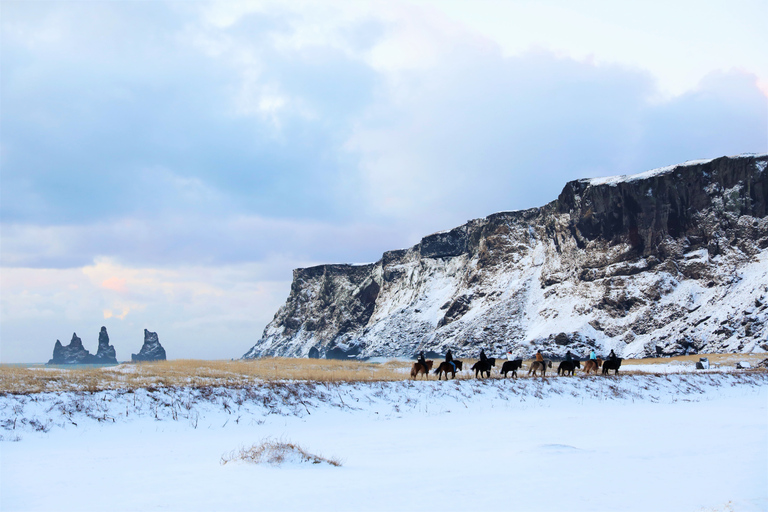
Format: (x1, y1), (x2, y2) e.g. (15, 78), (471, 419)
(101, 276), (128, 293)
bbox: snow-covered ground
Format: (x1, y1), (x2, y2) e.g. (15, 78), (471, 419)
(1, 373), (766, 512)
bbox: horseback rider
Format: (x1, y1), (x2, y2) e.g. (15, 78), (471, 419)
(565, 350), (573, 362)
(479, 349), (488, 362)
(417, 350), (427, 372)
(608, 349), (617, 363)
(535, 350), (544, 363)
(445, 349), (455, 372)
(589, 349), (597, 361)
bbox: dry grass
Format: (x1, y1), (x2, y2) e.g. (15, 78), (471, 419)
(221, 439), (342, 467)
(620, 352), (766, 367)
(0, 358), (412, 394)
(0, 353), (764, 394)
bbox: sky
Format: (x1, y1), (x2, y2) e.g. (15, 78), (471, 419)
(1, 0), (767, 363)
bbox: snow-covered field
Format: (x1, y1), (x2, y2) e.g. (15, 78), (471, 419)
(1, 373), (766, 512)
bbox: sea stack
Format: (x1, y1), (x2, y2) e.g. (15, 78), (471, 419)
(93, 326), (118, 364)
(131, 329), (167, 362)
(47, 333), (93, 364)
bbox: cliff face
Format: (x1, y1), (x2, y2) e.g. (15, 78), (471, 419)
(243, 154), (768, 360)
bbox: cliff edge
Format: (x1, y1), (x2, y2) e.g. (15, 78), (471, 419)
(243, 154), (768, 360)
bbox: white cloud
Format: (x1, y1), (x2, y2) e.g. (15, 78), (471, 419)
(2, 0), (766, 362)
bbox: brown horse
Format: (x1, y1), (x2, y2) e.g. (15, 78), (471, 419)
(410, 360), (433, 379)
(583, 358), (603, 374)
(528, 360), (552, 377)
(434, 360), (463, 380)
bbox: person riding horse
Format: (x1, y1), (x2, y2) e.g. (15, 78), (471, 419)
(417, 350), (428, 371)
(565, 350), (573, 362)
(445, 349), (455, 372)
(479, 349), (488, 363)
(608, 349), (617, 364)
(535, 350), (543, 363)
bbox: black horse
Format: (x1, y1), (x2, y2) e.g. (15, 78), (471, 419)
(472, 358), (496, 378)
(557, 360), (581, 376)
(602, 357), (622, 375)
(500, 359), (523, 378)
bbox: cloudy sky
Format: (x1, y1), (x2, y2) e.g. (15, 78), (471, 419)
(1, 0), (766, 363)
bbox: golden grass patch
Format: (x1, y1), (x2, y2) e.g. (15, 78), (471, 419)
(0, 353), (764, 394)
(0, 358), (412, 394)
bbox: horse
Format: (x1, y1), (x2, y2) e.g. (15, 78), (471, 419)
(500, 359), (523, 378)
(557, 360), (581, 376)
(528, 360), (552, 377)
(583, 358), (603, 374)
(410, 360), (433, 379)
(471, 358), (496, 378)
(602, 357), (622, 375)
(434, 360), (463, 380)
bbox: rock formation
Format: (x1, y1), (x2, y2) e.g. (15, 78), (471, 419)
(131, 329), (167, 362)
(93, 326), (118, 364)
(47, 327), (119, 364)
(48, 333), (94, 364)
(242, 154), (768, 360)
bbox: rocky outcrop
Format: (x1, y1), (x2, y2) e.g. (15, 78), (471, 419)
(131, 329), (166, 362)
(94, 326), (118, 364)
(47, 327), (119, 364)
(242, 154), (768, 360)
(48, 333), (94, 364)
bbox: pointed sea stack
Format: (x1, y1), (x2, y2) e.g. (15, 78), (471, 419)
(47, 333), (94, 364)
(93, 326), (118, 364)
(131, 329), (167, 362)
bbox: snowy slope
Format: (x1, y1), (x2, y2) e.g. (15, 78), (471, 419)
(244, 154), (768, 360)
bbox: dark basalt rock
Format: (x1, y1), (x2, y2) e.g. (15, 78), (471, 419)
(47, 327), (119, 364)
(93, 326), (118, 364)
(47, 333), (94, 364)
(420, 226), (468, 258)
(131, 329), (167, 362)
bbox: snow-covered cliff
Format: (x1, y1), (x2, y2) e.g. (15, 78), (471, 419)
(243, 154), (768, 360)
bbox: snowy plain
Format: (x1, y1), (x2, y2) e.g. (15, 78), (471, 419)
(1, 372), (766, 512)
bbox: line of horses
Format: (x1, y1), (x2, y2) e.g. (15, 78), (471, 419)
(410, 357), (623, 379)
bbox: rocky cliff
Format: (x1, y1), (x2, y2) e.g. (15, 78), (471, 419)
(243, 154), (768, 360)
(131, 329), (166, 362)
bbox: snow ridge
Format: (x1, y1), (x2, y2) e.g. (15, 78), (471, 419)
(2, 373), (765, 436)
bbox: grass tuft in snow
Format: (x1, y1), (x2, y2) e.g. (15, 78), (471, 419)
(221, 439), (342, 467)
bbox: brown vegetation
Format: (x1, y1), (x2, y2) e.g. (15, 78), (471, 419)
(1, 353), (765, 394)
(221, 439), (342, 467)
